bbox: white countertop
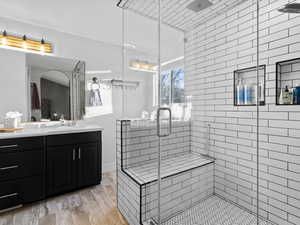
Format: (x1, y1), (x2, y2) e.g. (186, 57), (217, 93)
(0, 124), (103, 140)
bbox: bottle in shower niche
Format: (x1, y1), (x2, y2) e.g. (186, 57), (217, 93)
(236, 78), (244, 105)
(258, 83), (265, 105)
(244, 84), (253, 105)
(280, 86), (292, 104)
(294, 83), (300, 104)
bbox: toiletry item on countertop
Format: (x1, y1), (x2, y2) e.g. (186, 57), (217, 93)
(4, 111), (22, 129)
(141, 111), (149, 119)
(294, 83), (300, 104)
(236, 78), (244, 105)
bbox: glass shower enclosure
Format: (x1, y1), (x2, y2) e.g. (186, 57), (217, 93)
(117, 0), (300, 225)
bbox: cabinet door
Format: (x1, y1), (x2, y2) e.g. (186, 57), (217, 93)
(46, 145), (76, 196)
(77, 143), (100, 188)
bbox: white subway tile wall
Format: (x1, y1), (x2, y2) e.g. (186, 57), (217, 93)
(185, 0), (300, 225)
(121, 120), (191, 169)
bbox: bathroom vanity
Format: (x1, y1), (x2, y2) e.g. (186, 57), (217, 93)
(0, 44), (103, 213)
(0, 126), (102, 212)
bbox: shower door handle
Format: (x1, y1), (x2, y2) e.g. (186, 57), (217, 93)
(157, 107), (172, 137)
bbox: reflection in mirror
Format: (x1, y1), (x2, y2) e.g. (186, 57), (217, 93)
(27, 53), (85, 122)
(30, 70), (70, 121)
(85, 74), (113, 118)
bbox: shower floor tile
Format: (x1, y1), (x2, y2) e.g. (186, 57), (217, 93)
(158, 195), (269, 225)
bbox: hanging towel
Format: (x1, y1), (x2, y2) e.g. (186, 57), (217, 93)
(31, 82), (41, 110)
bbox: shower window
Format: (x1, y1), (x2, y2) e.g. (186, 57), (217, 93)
(154, 67), (184, 105)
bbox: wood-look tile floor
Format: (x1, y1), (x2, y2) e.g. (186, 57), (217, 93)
(0, 172), (129, 225)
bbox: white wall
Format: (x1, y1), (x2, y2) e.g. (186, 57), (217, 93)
(0, 48), (26, 123)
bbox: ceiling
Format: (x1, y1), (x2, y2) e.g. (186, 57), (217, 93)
(119, 0), (249, 31)
(0, 0), (184, 60)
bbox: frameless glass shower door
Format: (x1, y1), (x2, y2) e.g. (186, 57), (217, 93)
(119, 1), (163, 224)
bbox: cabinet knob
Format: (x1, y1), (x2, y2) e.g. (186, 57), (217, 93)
(73, 149), (75, 161)
(78, 148), (81, 160)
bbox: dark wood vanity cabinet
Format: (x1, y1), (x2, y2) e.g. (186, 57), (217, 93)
(46, 132), (101, 197)
(46, 145), (76, 196)
(0, 131), (102, 212)
(0, 137), (44, 212)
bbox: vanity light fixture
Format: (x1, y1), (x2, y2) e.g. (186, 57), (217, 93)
(129, 60), (157, 73)
(0, 31), (52, 53)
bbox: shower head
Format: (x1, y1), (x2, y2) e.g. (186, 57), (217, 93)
(186, 0), (213, 13)
(278, 3), (300, 13)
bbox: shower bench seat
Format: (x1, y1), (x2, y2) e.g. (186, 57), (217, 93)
(120, 151), (215, 225)
(125, 152), (214, 185)
(117, 120), (215, 225)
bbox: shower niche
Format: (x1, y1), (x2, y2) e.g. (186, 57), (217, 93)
(234, 65), (266, 106)
(276, 58), (300, 105)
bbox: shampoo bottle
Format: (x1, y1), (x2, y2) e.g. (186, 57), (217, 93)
(244, 84), (253, 105)
(236, 78), (244, 105)
(294, 83), (300, 104)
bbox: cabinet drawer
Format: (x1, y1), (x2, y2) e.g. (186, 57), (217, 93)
(0, 137), (43, 153)
(0, 150), (44, 182)
(47, 131), (100, 146)
(0, 176), (44, 211)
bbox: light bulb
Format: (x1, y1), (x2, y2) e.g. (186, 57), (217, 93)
(2, 30), (7, 46)
(22, 35), (27, 49)
(40, 38), (45, 53)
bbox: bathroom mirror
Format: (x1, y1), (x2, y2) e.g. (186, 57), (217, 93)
(27, 53), (85, 122)
(30, 70), (71, 121)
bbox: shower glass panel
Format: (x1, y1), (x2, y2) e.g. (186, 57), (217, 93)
(258, 1), (300, 224)
(117, 0), (271, 225)
(119, 1), (162, 224)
